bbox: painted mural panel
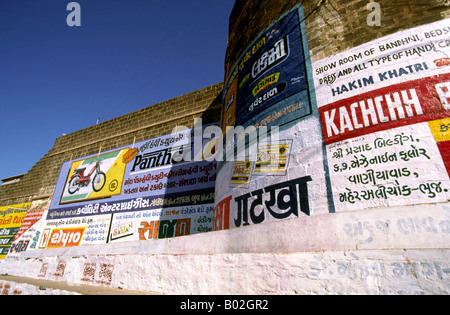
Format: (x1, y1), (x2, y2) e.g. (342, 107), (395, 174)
(14, 126), (217, 253)
(222, 5), (312, 131)
(0, 203), (30, 259)
(314, 19), (450, 212)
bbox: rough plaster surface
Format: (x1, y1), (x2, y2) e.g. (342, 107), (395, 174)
(1, 203), (449, 295)
(1, 249), (449, 295)
(0, 279), (79, 295)
(12, 203), (450, 257)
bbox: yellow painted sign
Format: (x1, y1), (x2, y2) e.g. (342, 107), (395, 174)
(252, 73), (280, 97)
(428, 118), (450, 143)
(0, 203), (30, 259)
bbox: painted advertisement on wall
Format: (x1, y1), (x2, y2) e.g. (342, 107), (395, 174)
(222, 5), (312, 131)
(0, 203), (30, 259)
(215, 5), (333, 231)
(9, 210), (46, 256)
(215, 11), (450, 232)
(14, 125), (217, 252)
(314, 19), (450, 212)
(214, 124), (332, 231)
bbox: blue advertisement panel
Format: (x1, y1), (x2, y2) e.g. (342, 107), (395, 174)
(20, 125), (218, 250)
(222, 7), (312, 130)
(48, 129), (216, 220)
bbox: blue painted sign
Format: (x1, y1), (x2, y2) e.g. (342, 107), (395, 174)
(222, 6), (313, 130)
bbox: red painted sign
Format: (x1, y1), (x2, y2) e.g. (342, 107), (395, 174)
(319, 73), (450, 145)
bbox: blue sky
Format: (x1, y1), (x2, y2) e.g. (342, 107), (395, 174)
(0, 0), (234, 180)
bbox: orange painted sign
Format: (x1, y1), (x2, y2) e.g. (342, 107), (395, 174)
(47, 228), (85, 248)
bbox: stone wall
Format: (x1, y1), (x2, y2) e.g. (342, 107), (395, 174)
(225, 0), (449, 73)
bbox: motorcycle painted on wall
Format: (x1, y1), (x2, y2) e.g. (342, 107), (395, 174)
(67, 160), (107, 194)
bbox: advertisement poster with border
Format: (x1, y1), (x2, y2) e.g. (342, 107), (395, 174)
(222, 4), (312, 132)
(313, 19), (450, 212)
(8, 209), (47, 256)
(23, 125), (218, 252)
(0, 203), (30, 259)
